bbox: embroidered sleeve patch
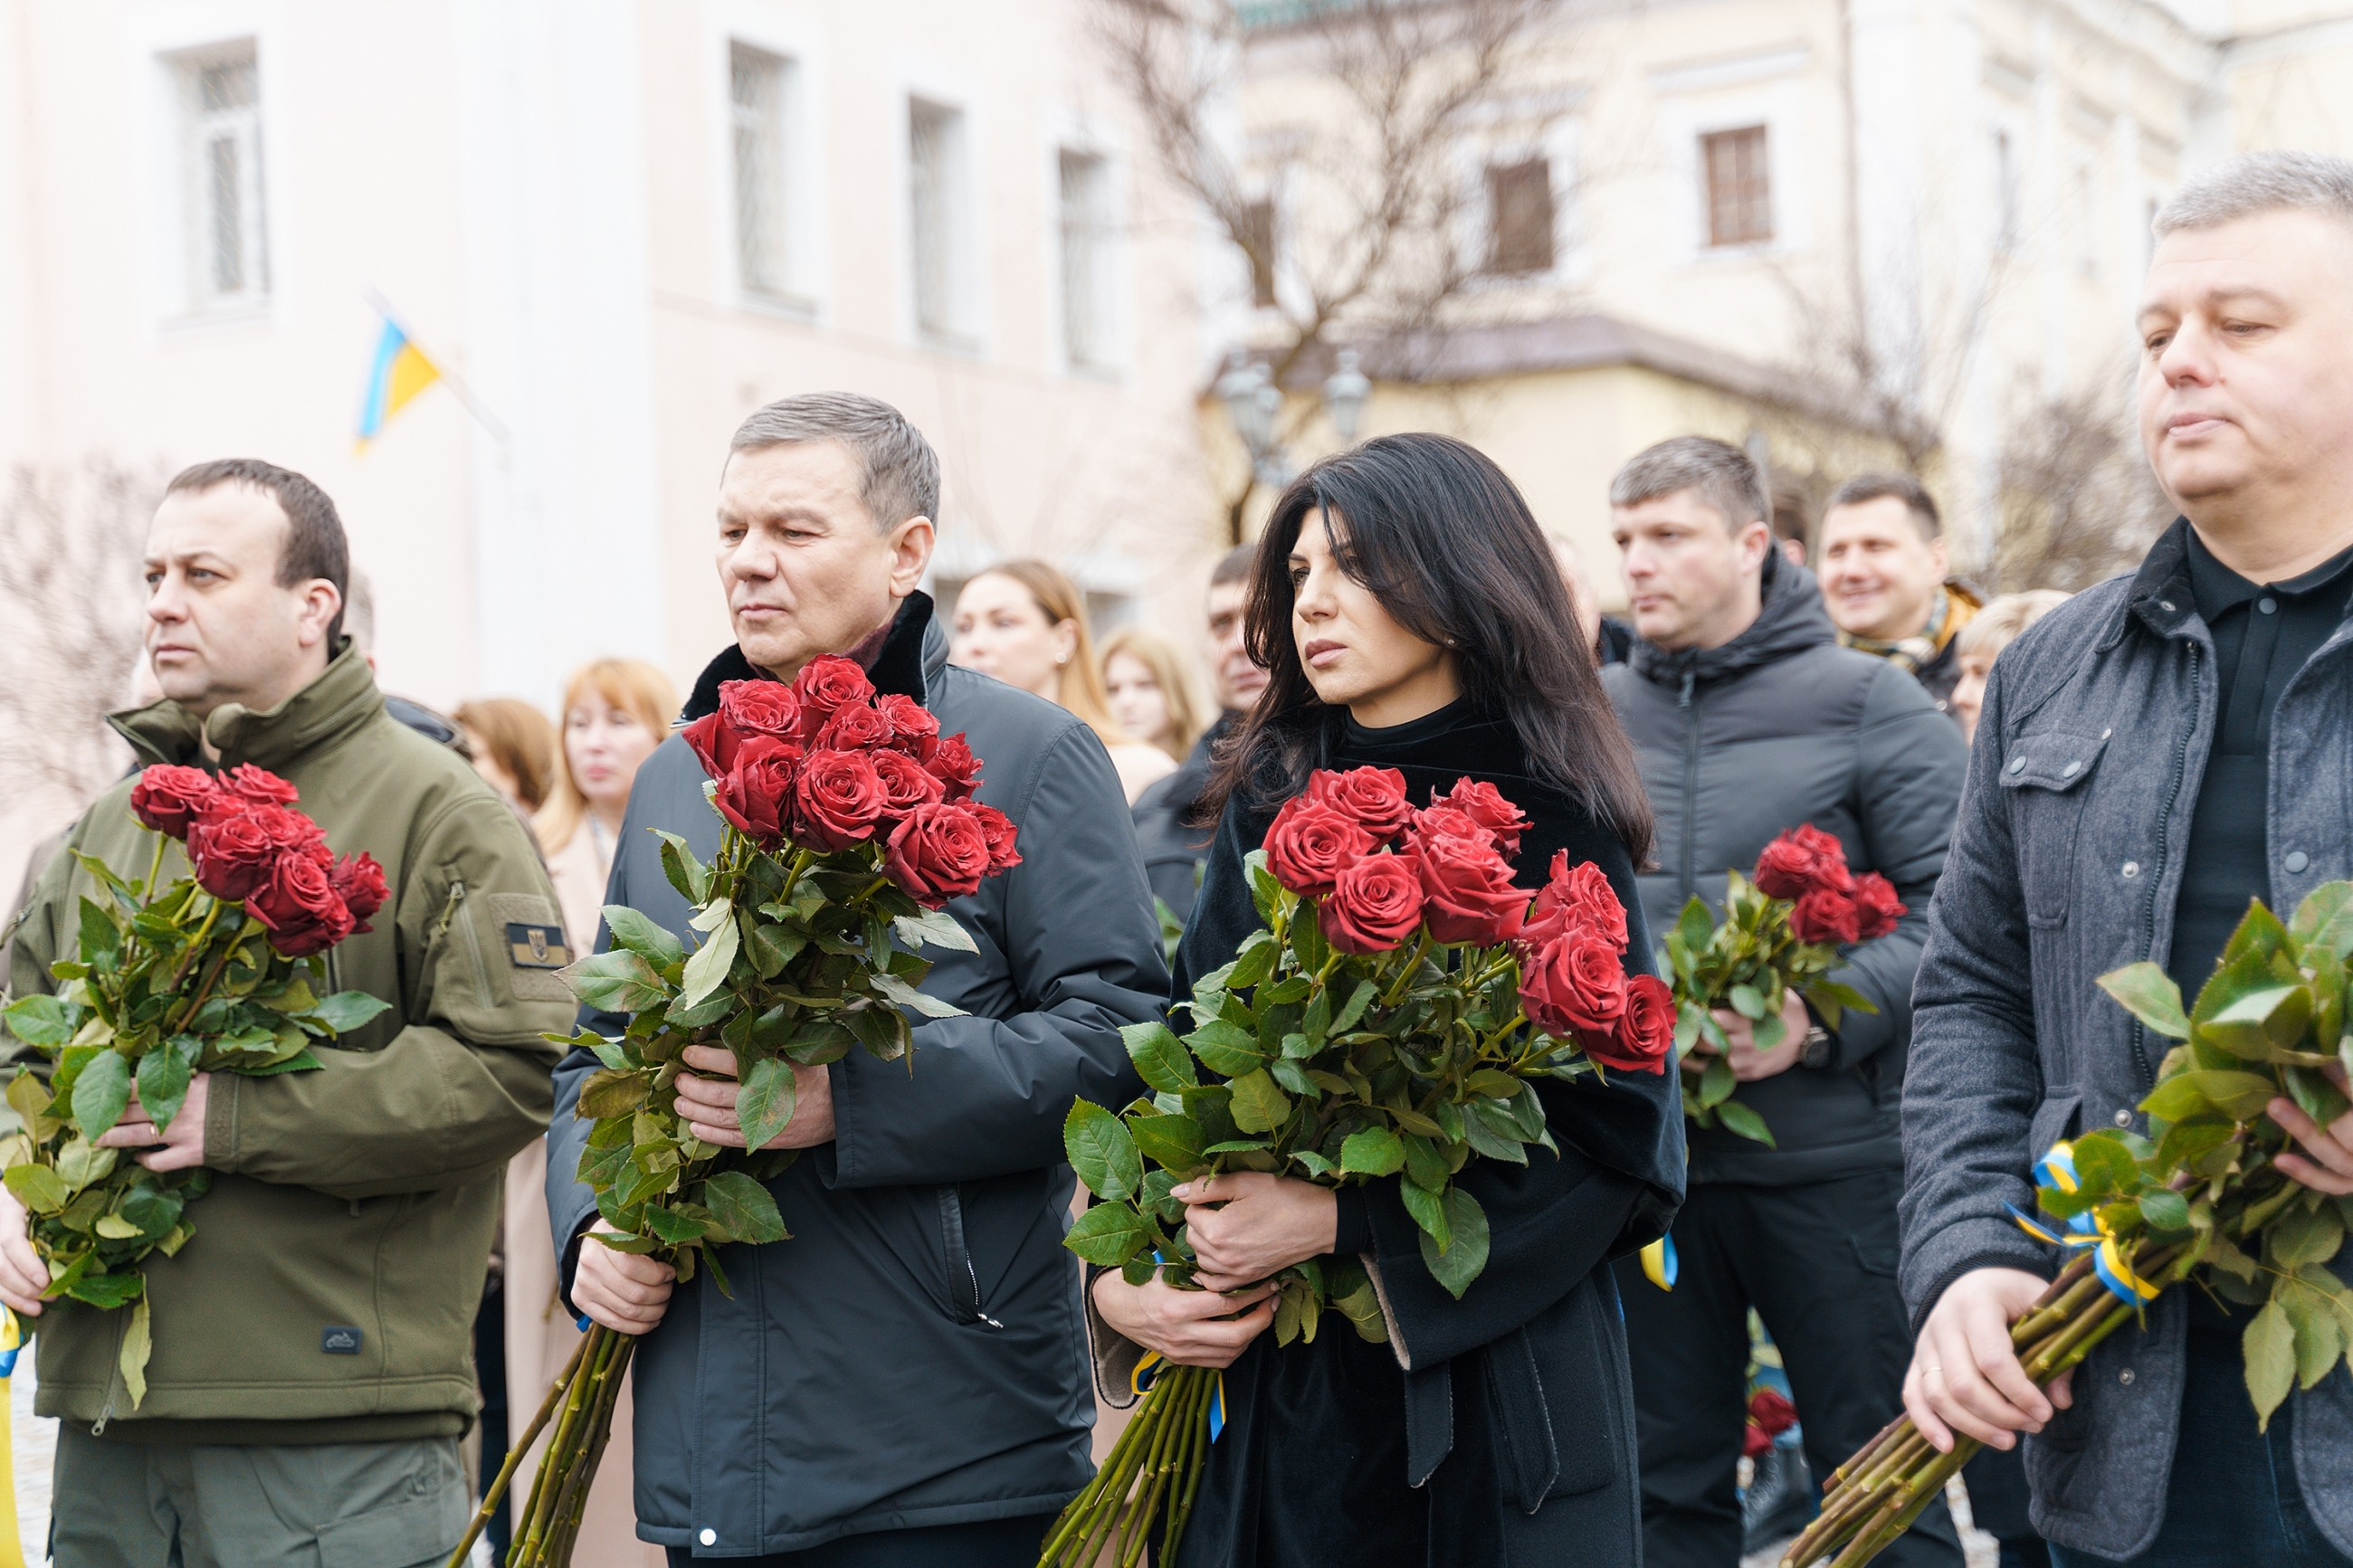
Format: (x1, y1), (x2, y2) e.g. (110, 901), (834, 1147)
(507, 923), (572, 969)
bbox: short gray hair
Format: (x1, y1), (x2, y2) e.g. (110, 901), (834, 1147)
(2154, 150), (2353, 237)
(729, 392), (941, 530)
(1609, 436), (1767, 531)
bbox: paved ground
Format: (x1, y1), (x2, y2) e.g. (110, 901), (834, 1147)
(13, 1356), (52, 1563)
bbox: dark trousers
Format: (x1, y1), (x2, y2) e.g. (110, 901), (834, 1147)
(665, 1515), (1054, 1568)
(1614, 1174), (1964, 1568)
(2047, 1332), (2353, 1567)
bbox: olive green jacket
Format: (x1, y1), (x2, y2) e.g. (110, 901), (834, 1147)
(2, 647), (576, 1443)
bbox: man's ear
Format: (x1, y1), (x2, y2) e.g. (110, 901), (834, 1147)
(294, 580), (343, 651)
(886, 516), (935, 599)
(1929, 534), (1949, 579)
(1737, 518), (1774, 575)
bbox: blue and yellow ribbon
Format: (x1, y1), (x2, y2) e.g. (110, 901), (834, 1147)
(1130, 1351), (1224, 1442)
(0, 1307), (25, 1568)
(1640, 1233), (1678, 1292)
(2009, 1142), (2163, 1308)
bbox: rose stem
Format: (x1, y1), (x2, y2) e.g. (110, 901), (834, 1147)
(442, 1332), (589, 1568)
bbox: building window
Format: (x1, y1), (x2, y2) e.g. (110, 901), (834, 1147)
(730, 43), (792, 299)
(1059, 149), (1115, 369)
(177, 45), (268, 308)
(909, 99), (969, 339)
(1486, 157), (1555, 275)
(1701, 125), (1772, 247)
(1240, 197), (1278, 308)
(1993, 129), (2020, 252)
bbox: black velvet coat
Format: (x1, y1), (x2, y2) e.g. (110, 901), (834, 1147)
(1094, 700), (1685, 1568)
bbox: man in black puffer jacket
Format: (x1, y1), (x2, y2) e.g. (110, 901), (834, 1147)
(1599, 437), (1967, 1568)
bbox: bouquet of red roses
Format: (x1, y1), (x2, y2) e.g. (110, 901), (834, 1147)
(1658, 825), (1898, 1147)
(456, 657), (1018, 1568)
(1, 764), (391, 1405)
(1040, 767), (1671, 1567)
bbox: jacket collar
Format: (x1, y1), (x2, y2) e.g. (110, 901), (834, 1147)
(681, 591), (945, 724)
(1628, 546), (1838, 690)
(2111, 518), (2201, 650)
(108, 640), (386, 772)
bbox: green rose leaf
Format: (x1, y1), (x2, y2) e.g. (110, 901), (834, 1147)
(59, 1269), (144, 1309)
(1417, 1186), (1491, 1297)
(71, 1050), (132, 1143)
(892, 907), (979, 955)
(2279, 1276), (2346, 1390)
(2245, 1297), (2297, 1430)
(1228, 1069), (1291, 1135)
(1189, 1022), (1264, 1079)
(577, 1069), (652, 1120)
(1727, 984), (1767, 1021)
(2268, 1203), (2345, 1271)
(677, 915), (741, 1011)
(3, 995), (75, 1049)
(134, 1045), (193, 1136)
(655, 830), (710, 905)
(1063, 1200), (1150, 1267)
(1064, 1100), (1144, 1201)
(603, 906), (687, 970)
(1226, 932), (1280, 993)
(2141, 1069), (2278, 1125)
(1330, 979), (1378, 1036)
(2096, 962), (2191, 1041)
(1399, 1178), (1450, 1250)
(565, 950), (670, 1015)
(2138, 1189), (2192, 1234)
(700, 1170), (789, 1244)
(1128, 1113), (1205, 1175)
(1714, 1098), (1777, 1148)
(1122, 1022), (1199, 1095)
(869, 970), (966, 1019)
(1340, 1126), (1407, 1177)
(3, 1164), (68, 1215)
(643, 1204), (709, 1245)
(304, 990), (393, 1037)
(737, 1057), (800, 1154)
(242, 1047), (326, 1077)
(2291, 882), (2353, 956)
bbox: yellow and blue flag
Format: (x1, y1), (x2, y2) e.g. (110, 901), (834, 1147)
(355, 315), (442, 449)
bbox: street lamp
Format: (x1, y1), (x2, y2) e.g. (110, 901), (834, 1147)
(1323, 349), (1370, 442)
(1215, 354), (1290, 487)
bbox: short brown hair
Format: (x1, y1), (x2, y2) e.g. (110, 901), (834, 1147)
(166, 458), (351, 645)
(453, 698), (560, 813)
(729, 393), (941, 531)
(1609, 437), (1767, 532)
(1825, 472), (1940, 539)
(1210, 543), (1257, 588)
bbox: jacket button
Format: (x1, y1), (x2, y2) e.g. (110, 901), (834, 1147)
(2115, 1109), (2133, 1126)
(2259, 597), (2278, 615)
(2062, 761), (2081, 777)
(2122, 861), (2140, 879)
(2286, 851), (2310, 873)
(700, 1529), (718, 1546)
(2009, 757), (2027, 774)
(2119, 1368), (2135, 1386)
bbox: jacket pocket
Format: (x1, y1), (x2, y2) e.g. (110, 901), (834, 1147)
(1997, 731), (2108, 929)
(2028, 1092), (2082, 1165)
(936, 1184), (999, 1327)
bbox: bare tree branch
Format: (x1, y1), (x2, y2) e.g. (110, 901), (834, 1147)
(1989, 383), (2170, 593)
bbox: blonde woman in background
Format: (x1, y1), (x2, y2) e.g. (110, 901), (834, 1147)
(949, 560), (1178, 802)
(454, 697), (558, 814)
(1948, 590), (2071, 743)
(507, 658), (676, 1568)
(1100, 625), (1205, 765)
(533, 660), (678, 947)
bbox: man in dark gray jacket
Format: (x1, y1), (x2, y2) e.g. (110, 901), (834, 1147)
(1600, 436), (1967, 1567)
(546, 394), (1167, 1564)
(1902, 152), (2353, 1565)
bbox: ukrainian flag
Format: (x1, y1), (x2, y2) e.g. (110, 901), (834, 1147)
(355, 315), (442, 449)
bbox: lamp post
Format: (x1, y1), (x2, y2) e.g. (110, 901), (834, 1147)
(1215, 345), (1376, 492)
(1323, 349), (1370, 442)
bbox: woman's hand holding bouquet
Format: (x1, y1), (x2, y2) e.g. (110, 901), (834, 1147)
(1043, 766), (1671, 1567)
(0, 764), (390, 1408)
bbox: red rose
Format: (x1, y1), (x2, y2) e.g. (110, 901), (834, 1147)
(1790, 886), (1862, 946)
(330, 853), (390, 931)
(218, 764), (300, 807)
(1753, 824), (1854, 900)
(247, 847), (355, 958)
(686, 680), (802, 778)
(681, 712), (730, 781)
(1519, 929), (1627, 1039)
(1853, 872), (1905, 942)
(872, 749), (947, 818)
(924, 735), (982, 802)
(1319, 851), (1426, 955)
(884, 803), (993, 909)
(792, 656), (875, 731)
(1434, 777), (1529, 858)
(1415, 835), (1528, 947)
(1593, 974), (1674, 1075)
(715, 736), (804, 845)
(1263, 797), (1376, 897)
(1306, 766), (1413, 840)
(1523, 853), (1629, 952)
(1405, 804), (1496, 851)
(1748, 1386), (1797, 1439)
(874, 695), (940, 757)
(968, 803), (1022, 871)
(816, 702), (893, 753)
(188, 812), (288, 901)
(791, 749), (889, 850)
(129, 765), (220, 840)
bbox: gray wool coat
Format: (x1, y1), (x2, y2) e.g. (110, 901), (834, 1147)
(545, 595), (1168, 1558)
(1902, 520), (2353, 1561)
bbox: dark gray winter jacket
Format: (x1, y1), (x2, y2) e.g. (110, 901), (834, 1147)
(1901, 521), (2353, 1561)
(545, 594), (1167, 1557)
(1601, 553), (1967, 1184)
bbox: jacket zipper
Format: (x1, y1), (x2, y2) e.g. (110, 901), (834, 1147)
(433, 879), (467, 938)
(937, 1185), (1003, 1328)
(2139, 641), (2202, 1087)
(1678, 672), (1700, 899)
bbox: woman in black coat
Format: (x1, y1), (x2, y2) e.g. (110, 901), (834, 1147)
(1085, 434), (1687, 1567)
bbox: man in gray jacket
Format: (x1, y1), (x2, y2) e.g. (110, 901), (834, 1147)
(548, 394), (1167, 1564)
(1602, 437), (1967, 1567)
(1901, 152), (2353, 1564)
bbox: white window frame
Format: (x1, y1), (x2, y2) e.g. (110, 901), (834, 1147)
(703, 3), (827, 319)
(128, 3), (296, 333)
(1653, 52), (1811, 266)
(1453, 116), (1584, 290)
(1043, 109), (1129, 377)
(903, 90), (982, 351)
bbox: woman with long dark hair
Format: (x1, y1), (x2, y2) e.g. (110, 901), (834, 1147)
(1084, 433), (1683, 1567)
